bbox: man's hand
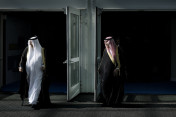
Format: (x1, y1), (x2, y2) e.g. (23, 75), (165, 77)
(19, 67), (23, 72)
(113, 67), (120, 77)
(41, 65), (45, 71)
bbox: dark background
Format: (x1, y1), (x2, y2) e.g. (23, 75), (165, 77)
(101, 11), (172, 82)
(6, 12), (67, 83)
(4, 11), (174, 83)
(30, 12), (67, 83)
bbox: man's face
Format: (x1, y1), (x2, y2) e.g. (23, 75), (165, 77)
(29, 40), (33, 48)
(104, 39), (110, 46)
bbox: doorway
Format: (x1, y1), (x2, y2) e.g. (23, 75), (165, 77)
(101, 11), (176, 95)
(0, 12), (67, 95)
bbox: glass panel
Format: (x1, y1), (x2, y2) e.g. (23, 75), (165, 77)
(70, 13), (79, 87)
(71, 13), (79, 58)
(71, 62), (79, 86)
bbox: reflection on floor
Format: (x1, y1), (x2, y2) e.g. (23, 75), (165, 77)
(124, 81), (176, 94)
(71, 93), (94, 102)
(0, 81), (67, 94)
(122, 94), (176, 108)
(49, 81), (67, 94)
(1, 81), (176, 95)
(123, 94), (176, 102)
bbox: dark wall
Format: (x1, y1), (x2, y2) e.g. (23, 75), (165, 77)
(101, 11), (172, 82)
(6, 12), (67, 82)
(30, 12), (67, 82)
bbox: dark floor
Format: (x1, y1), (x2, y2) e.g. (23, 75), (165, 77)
(1, 81), (176, 117)
(1, 93), (176, 117)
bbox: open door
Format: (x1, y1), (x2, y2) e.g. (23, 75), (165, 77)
(66, 6), (81, 101)
(95, 7), (102, 101)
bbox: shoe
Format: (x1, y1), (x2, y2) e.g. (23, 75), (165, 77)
(31, 104), (40, 110)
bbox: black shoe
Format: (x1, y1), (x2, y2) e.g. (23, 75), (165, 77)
(31, 104), (40, 110)
(38, 101), (52, 108)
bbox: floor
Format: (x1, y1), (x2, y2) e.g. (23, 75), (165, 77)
(1, 93), (176, 117)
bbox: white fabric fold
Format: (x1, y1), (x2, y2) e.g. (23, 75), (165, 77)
(26, 38), (43, 104)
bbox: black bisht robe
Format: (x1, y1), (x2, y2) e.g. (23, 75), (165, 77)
(18, 47), (51, 107)
(98, 48), (124, 106)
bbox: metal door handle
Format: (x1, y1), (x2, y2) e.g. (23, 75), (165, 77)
(63, 60), (74, 64)
(63, 60), (68, 64)
(63, 57), (79, 64)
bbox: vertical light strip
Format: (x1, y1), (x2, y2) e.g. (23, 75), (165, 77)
(0, 14), (3, 88)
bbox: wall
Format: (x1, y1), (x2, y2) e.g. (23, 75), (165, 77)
(5, 15), (31, 85)
(80, 6), (96, 93)
(0, 0), (86, 10)
(0, 0), (176, 10)
(0, 15), (3, 88)
(171, 18), (176, 81)
(96, 0), (176, 10)
(80, 10), (90, 92)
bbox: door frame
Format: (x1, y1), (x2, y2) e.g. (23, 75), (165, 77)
(0, 14), (3, 88)
(94, 7), (102, 101)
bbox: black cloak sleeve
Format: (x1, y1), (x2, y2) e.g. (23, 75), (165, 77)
(18, 47), (28, 100)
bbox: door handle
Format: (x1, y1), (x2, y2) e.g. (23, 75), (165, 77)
(63, 57), (79, 64)
(63, 60), (74, 64)
(63, 60), (68, 64)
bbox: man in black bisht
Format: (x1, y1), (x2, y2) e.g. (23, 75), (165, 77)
(98, 36), (124, 106)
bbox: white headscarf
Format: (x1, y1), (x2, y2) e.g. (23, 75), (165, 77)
(26, 36), (43, 104)
(26, 37), (42, 76)
(104, 36), (117, 63)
